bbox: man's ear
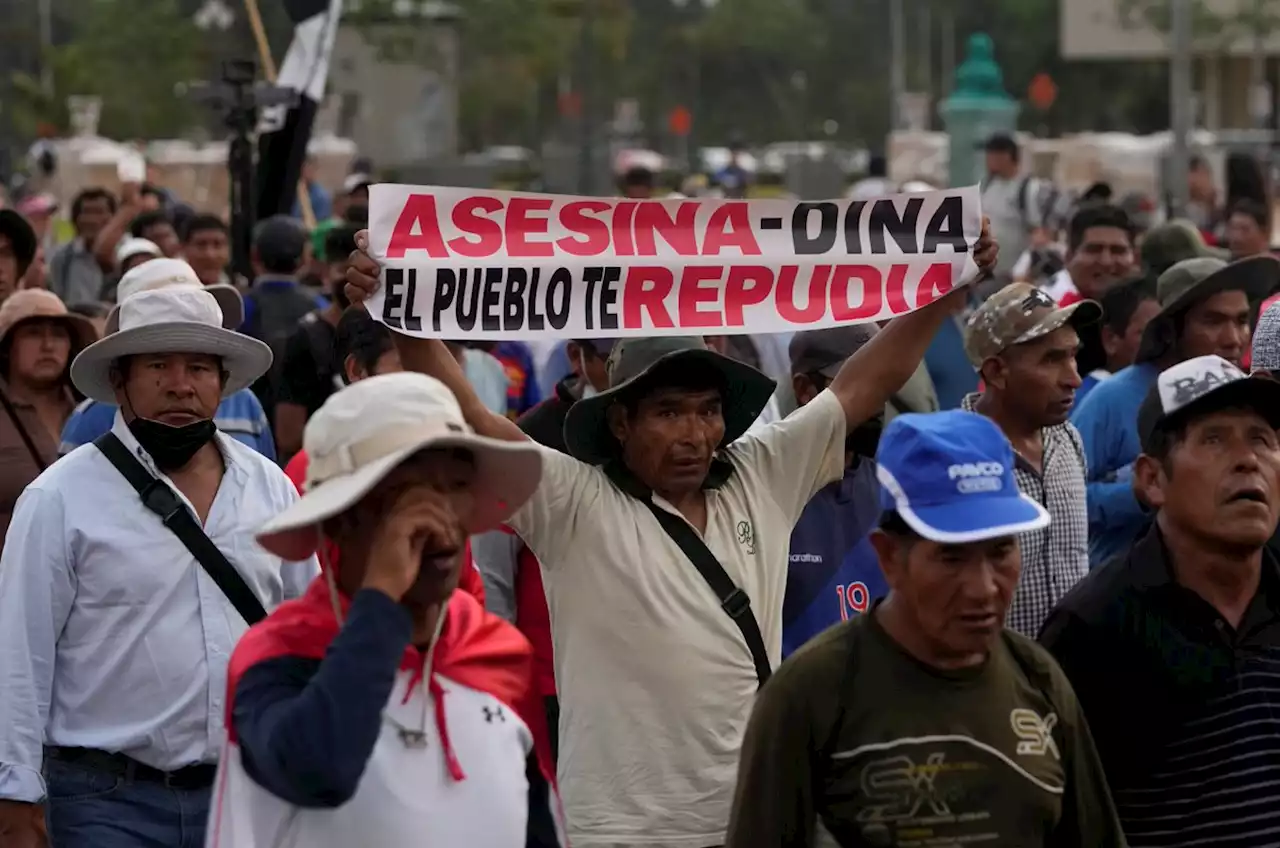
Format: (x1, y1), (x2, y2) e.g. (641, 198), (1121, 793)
(606, 402), (628, 443)
(979, 355), (1008, 392)
(565, 341), (582, 373)
(343, 353), (362, 385)
(1134, 453), (1167, 510)
(1100, 326), (1121, 360)
(870, 529), (905, 590)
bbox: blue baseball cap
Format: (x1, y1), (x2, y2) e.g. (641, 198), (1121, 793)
(875, 410), (1050, 543)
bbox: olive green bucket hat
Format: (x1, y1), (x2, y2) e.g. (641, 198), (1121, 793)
(1136, 254), (1280, 364)
(1139, 219), (1227, 276)
(562, 336), (777, 465)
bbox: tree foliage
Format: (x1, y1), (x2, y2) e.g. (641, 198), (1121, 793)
(6, 0), (207, 140)
(1, 0), (1234, 153)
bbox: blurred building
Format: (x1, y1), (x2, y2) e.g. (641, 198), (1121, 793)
(1061, 0), (1278, 130)
(328, 1), (460, 169)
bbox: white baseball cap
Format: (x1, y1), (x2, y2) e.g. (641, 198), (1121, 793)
(256, 372), (544, 561)
(71, 285), (272, 404)
(105, 258), (244, 333)
(114, 237), (161, 268)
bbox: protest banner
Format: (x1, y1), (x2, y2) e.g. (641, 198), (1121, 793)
(366, 184), (983, 340)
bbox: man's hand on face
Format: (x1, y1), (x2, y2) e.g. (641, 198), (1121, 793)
(363, 487), (460, 603)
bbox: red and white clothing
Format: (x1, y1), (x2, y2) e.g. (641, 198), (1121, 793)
(207, 580), (563, 847)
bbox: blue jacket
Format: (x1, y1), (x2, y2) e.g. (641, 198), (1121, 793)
(1069, 362), (1158, 567)
(60, 390), (276, 461)
(783, 459), (886, 657)
(924, 315), (979, 410)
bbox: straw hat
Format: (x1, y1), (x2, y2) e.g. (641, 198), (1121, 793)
(257, 372), (543, 562)
(0, 289), (98, 353)
(70, 285), (271, 404)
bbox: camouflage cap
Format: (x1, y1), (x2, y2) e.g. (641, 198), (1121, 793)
(963, 283), (1102, 367)
(1139, 219), (1226, 275)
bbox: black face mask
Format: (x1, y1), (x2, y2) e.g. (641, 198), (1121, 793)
(128, 417), (217, 471)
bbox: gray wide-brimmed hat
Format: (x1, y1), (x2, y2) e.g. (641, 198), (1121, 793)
(562, 336), (777, 465)
(71, 284), (272, 404)
(1136, 255), (1280, 364)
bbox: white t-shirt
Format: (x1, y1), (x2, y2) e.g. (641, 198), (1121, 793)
(981, 175), (1044, 276)
(1042, 269), (1078, 304)
(508, 390), (847, 848)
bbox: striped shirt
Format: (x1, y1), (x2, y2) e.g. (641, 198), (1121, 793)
(59, 390), (276, 461)
(962, 393), (1090, 636)
(1041, 527), (1280, 848)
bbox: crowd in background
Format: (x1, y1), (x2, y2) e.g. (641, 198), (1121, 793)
(1, 135), (1280, 847)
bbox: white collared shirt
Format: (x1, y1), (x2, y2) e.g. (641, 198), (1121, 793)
(0, 414), (317, 802)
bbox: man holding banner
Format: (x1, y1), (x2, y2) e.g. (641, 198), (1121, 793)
(343, 185), (996, 848)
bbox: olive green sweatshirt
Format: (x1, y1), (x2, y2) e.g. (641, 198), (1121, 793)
(726, 609), (1127, 848)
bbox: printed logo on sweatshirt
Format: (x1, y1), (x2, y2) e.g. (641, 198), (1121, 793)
(1010, 709), (1059, 759)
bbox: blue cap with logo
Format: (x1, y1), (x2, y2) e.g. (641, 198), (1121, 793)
(875, 410), (1050, 543)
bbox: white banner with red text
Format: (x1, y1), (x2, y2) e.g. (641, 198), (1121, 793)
(366, 184), (983, 340)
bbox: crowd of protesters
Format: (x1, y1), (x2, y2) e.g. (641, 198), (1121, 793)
(0, 137), (1278, 848)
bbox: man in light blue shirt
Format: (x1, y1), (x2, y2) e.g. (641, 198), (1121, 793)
(0, 270), (316, 847)
(1072, 255), (1274, 566)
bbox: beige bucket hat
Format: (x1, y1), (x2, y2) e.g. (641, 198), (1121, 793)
(256, 371), (544, 561)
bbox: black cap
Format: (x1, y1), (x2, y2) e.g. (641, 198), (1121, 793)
(0, 209), (37, 277)
(1137, 354), (1280, 453)
(789, 325), (878, 379)
(253, 214), (308, 271)
(979, 132), (1019, 154)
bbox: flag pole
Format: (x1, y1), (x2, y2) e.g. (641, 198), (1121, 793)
(242, 0), (317, 230)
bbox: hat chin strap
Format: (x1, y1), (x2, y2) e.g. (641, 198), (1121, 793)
(319, 530), (450, 658)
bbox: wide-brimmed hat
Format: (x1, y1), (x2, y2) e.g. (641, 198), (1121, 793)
(1139, 219), (1227, 275)
(256, 372), (543, 561)
(70, 285), (271, 404)
(105, 258), (243, 333)
(0, 289), (98, 352)
(562, 336), (777, 465)
(964, 282), (1102, 367)
(1136, 255), (1280, 363)
(0, 209), (37, 278)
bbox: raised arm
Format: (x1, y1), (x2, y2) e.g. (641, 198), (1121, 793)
(345, 231), (526, 444)
(828, 217), (997, 429)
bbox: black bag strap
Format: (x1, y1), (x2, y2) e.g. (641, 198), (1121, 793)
(601, 460), (771, 686)
(93, 432), (267, 625)
(0, 388), (49, 472)
(638, 498), (772, 688)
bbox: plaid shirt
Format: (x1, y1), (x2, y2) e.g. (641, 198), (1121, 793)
(962, 394), (1090, 636)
